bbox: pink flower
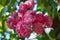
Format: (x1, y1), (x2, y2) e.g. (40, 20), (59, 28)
(18, 9), (25, 17)
(16, 21), (31, 38)
(6, 16), (17, 29)
(18, 2), (27, 17)
(11, 11), (16, 18)
(25, 0), (34, 9)
(6, 0), (53, 38)
(23, 10), (36, 24)
(35, 14), (44, 24)
(44, 15), (53, 27)
(32, 21), (44, 34)
(19, 2), (28, 10)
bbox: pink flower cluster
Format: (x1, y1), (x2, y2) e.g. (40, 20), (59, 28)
(6, 0), (53, 38)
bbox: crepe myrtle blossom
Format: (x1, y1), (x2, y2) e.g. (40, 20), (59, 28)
(6, 16), (17, 29)
(6, 0), (53, 38)
(16, 21), (31, 38)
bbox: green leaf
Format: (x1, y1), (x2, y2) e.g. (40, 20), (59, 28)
(49, 30), (55, 39)
(0, 0), (7, 6)
(57, 33), (60, 40)
(0, 4), (4, 12)
(49, 0), (57, 12)
(36, 33), (49, 40)
(58, 10), (60, 16)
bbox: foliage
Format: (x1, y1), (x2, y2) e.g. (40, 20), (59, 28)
(0, 0), (60, 40)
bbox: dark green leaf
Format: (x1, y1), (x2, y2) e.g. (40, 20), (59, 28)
(49, 30), (55, 38)
(36, 33), (49, 40)
(57, 33), (60, 40)
(58, 10), (60, 16)
(49, 0), (57, 12)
